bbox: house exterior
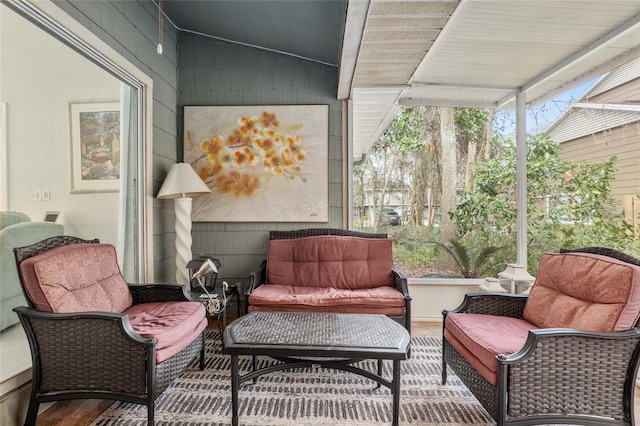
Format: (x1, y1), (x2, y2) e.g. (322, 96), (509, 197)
(546, 57), (640, 229)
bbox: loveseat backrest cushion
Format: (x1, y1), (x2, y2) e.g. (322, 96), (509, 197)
(523, 252), (640, 331)
(266, 235), (394, 290)
(18, 243), (133, 313)
(1, 211), (31, 229)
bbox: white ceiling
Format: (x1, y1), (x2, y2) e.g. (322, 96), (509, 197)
(162, 0), (640, 160)
(342, 0), (640, 159)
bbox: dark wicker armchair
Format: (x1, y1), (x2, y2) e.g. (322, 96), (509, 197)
(13, 236), (207, 426)
(246, 228), (411, 332)
(442, 247), (640, 426)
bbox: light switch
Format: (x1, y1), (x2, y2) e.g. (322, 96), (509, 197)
(31, 189), (42, 201)
(42, 188), (50, 201)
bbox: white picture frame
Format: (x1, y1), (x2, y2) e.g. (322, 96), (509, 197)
(69, 101), (120, 193)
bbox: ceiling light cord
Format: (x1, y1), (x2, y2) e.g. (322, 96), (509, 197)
(156, 0), (163, 55)
(151, 0), (336, 67)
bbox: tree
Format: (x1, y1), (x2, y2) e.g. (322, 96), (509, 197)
(449, 134), (636, 271)
(454, 108), (493, 191)
(439, 107), (457, 245)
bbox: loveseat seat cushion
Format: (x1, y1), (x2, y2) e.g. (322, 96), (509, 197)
(248, 284), (406, 315)
(125, 301), (207, 363)
(19, 243), (133, 313)
(445, 313), (538, 385)
(265, 235), (394, 290)
(524, 252), (640, 331)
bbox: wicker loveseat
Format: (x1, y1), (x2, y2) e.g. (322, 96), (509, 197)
(246, 228), (411, 332)
(13, 236), (208, 426)
(442, 247), (640, 426)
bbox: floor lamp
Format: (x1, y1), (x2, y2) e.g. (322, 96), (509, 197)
(157, 163), (211, 289)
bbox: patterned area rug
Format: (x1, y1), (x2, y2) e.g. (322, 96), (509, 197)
(91, 332), (492, 426)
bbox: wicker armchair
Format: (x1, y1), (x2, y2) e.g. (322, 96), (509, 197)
(442, 247), (640, 426)
(13, 236), (207, 426)
(246, 228), (411, 332)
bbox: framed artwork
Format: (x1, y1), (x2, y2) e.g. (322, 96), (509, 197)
(184, 105), (329, 222)
(69, 101), (120, 193)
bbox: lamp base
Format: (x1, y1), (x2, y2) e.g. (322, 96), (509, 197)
(173, 197), (193, 288)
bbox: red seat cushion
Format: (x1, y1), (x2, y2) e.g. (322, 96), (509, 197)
(125, 301), (207, 363)
(445, 313), (538, 385)
(248, 284), (406, 315)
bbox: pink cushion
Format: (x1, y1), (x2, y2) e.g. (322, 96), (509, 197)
(248, 284), (406, 315)
(19, 243), (132, 313)
(125, 301), (207, 363)
(445, 313), (538, 385)
(266, 235), (394, 289)
(524, 252), (640, 331)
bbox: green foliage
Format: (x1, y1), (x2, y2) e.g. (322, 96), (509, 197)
(449, 134), (639, 270)
(356, 105), (640, 277)
(374, 106), (425, 151)
(387, 224), (440, 270)
(454, 108), (488, 143)
(426, 237), (511, 278)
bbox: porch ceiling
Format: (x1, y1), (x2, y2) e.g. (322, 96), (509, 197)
(343, 0), (640, 159)
(161, 0), (640, 160)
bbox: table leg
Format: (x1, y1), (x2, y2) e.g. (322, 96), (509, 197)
(231, 354), (239, 426)
(252, 355), (258, 383)
(222, 304), (227, 331)
(392, 359), (401, 426)
(376, 359), (383, 389)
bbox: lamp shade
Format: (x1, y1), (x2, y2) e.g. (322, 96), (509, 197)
(192, 258), (218, 280)
(157, 163), (211, 199)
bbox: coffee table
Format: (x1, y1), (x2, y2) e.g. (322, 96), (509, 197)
(223, 311), (411, 426)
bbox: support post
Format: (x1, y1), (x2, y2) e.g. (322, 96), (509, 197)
(515, 91), (527, 267)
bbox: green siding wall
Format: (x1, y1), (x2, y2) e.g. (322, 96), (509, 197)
(177, 33), (344, 290)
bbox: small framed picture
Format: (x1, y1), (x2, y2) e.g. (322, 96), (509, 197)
(69, 101), (120, 193)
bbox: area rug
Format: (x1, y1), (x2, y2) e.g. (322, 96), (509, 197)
(91, 332), (493, 426)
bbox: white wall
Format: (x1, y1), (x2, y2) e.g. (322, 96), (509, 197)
(1, 6), (120, 243)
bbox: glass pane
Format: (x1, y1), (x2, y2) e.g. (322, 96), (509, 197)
(0, 3), (141, 382)
(353, 58), (640, 279)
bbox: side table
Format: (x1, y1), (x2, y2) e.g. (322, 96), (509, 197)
(190, 283), (242, 331)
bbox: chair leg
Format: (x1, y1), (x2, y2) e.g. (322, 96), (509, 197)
(147, 402), (154, 426)
(23, 399), (39, 426)
(22, 382), (39, 426)
(441, 342), (448, 385)
(199, 331), (206, 370)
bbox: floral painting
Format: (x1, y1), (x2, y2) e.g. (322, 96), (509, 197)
(184, 105), (329, 222)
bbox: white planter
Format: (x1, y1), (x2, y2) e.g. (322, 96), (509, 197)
(408, 277), (484, 322)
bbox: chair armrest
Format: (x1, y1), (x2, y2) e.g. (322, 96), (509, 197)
(246, 260), (267, 296)
(14, 306), (153, 346)
(443, 292), (528, 319)
(14, 306), (155, 395)
(128, 283), (192, 304)
(496, 328), (640, 422)
(392, 266), (411, 299)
